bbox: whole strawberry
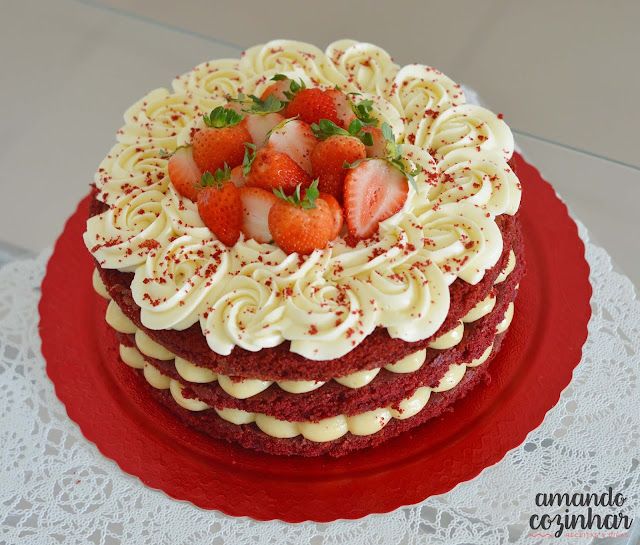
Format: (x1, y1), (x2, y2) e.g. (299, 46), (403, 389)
(192, 107), (251, 174)
(284, 88), (340, 126)
(197, 165), (243, 246)
(311, 135), (366, 202)
(268, 180), (334, 255)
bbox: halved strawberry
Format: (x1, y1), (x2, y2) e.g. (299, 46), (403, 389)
(319, 192), (343, 240)
(230, 165), (245, 187)
(266, 119), (317, 174)
(239, 187), (278, 243)
(168, 146), (202, 201)
(246, 147), (311, 194)
(192, 107), (251, 174)
(343, 159), (408, 239)
(326, 89), (356, 128)
(362, 126), (386, 158)
(260, 78), (294, 101)
(284, 88), (340, 126)
(311, 135), (366, 202)
(197, 168), (242, 246)
(268, 180), (334, 255)
(244, 112), (284, 148)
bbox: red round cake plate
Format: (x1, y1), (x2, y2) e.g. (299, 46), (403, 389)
(39, 153), (591, 522)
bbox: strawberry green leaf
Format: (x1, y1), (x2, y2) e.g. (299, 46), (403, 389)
(242, 143), (257, 176)
(201, 163), (231, 188)
(351, 98), (378, 126)
(283, 78), (306, 101)
(343, 158), (365, 170)
(379, 122), (418, 191)
(273, 179), (320, 209)
(271, 74), (288, 81)
(203, 106), (244, 128)
(312, 118), (374, 147)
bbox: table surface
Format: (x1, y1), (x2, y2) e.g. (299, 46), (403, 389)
(0, 2), (638, 542)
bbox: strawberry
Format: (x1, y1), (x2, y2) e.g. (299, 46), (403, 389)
(362, 126), (386, 158)
(230, 165), (245, 187)
(192, 107), (251, 174)
(320, 192), (343, 239)
(343, 159), (408, 239)
(260, 76), (298, 102)
(239, 187), (278, 243)
(246, 147), (311, 194)
(244, 112), (284, 148)
(168, 146), (202, 201)
(268, 180), (334, 255)
(311, 135), (366, 202)
(284, 88), (340, 126)
(197, 167), (242, 246)
(266, 119), (317, 173)
(326, 89), (356, 128)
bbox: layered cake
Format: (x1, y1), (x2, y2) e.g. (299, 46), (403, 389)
(84, 39), (524, 457)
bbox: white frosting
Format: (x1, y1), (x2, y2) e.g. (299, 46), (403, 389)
(174, 356), (217, 383)
(92, 269), (110, 299)
(428, 321), (464, 349)
(105, 300), (137, 334)
(462, 291), (496, 323)
(169, 380), (210, 411)
(119, 344), (145, 369)
(425, 104), (514, 161)
(385, 349), (427, 373)
(143, 362), (171, 389)
(86, 39), (521, 360)
(496, 302), (515, 334)
(135, 330), (175, 361)
(495, 250), (517, 284)
(432, 150), (521, 217)
(324, 39), (399, 95)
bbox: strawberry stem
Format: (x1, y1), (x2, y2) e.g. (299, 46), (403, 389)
(201, 163), (231, 188)
(203, 106), (243, 128)
(273, 179), (320, 209)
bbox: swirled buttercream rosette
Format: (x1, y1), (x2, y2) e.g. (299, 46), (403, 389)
(131, 233), (230, 331)
(84, 189), (173, 271)
(281, 276), (379, 360)
(425, 104), (514, 161)
(117, 88), (205, 146)
(324, 39), (399, 95)
(171, 59), (247, 109)
(431, 149), (522, 216)
(201, 273), (286, 355)
(239, 40), (331, 85)
(391, 64), (465, 146)
(418, 202), (503, 285)
(95, 140), (172, 205)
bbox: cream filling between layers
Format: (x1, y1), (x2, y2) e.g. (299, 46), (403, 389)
(130, 323), (509, 442)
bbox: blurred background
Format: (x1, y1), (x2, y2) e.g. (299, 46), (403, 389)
(1, 0), (638, 286)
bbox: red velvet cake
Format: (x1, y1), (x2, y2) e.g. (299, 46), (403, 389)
(84, 39), (524, 457)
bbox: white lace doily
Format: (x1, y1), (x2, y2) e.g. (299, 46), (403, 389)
(0, 219), (638, 545)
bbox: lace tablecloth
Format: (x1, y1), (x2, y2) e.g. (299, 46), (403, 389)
(0, 220), (638, 545)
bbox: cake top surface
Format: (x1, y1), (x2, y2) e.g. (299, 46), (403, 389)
(84, 39), (521, 361)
